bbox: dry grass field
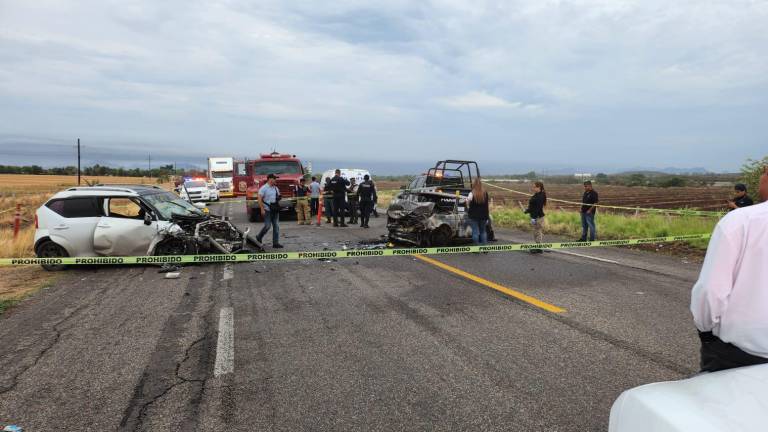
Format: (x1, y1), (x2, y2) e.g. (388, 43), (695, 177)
(0, 174), (171, 312)
(375, 179), (733, 213)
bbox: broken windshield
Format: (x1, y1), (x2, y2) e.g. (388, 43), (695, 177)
(143, 191), (204, 219)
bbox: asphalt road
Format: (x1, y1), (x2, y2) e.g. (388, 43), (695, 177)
(0, 199), (703, 431)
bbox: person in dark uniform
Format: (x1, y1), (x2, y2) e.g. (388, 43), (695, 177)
(524, 181), (547, 254)
(728, 183), (754, 211)
(347, 178), (360, 225)
(323, 177), (334, 224)
(358, 174), (377, 228)
(328, 169), (350, 227)
(579, 181), (599, 242)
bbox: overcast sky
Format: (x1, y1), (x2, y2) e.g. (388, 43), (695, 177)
(1, 0), (766, 172)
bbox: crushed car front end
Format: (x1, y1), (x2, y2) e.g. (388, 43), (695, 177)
(387, 192), (470, 247)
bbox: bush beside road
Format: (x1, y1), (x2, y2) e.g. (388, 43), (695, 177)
(492, 208), (717, 250)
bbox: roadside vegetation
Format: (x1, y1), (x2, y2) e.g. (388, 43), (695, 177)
(741, 156), (768, 201)
(491, 207), (717, 249)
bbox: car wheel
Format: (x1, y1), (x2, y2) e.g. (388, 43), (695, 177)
(35, 240), (69, 271)
(430, 225), (452, 247)
(154, 237), (190, 256)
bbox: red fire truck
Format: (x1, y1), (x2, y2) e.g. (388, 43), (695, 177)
(243, 153), (309, 222)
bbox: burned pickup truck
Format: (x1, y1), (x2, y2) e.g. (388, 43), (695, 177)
(386, 160), (495, 247)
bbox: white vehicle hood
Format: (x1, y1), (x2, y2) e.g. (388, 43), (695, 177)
(609, 364), (768, 432)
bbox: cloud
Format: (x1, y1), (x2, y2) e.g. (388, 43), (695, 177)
(440, 91), (540, 113)
(0, 0), (766, 171)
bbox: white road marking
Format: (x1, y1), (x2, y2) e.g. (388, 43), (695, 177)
(214, 307), (234, 377)
(222, 263), (234, 281)
(552, 249), (620, 264)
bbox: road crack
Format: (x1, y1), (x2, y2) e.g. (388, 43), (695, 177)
(0, 299), (92, 395)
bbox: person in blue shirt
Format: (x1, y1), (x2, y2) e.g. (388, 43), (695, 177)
(255, 174), (284, 248)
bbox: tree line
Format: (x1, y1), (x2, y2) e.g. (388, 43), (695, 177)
(0, 164), (205, 179)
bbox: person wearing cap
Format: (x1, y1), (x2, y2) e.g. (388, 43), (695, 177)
(328, 169), (350, 227)
(691, 166), (768, 372)
(727, 183), (754, 211)
(358, 174), (377, 228)
(255, 174), (284, 248)
(294, 177), (311, 225)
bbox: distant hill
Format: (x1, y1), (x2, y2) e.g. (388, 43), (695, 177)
(617, 167), (713, 176)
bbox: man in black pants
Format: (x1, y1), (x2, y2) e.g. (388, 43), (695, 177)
(357, 174), (377, 228)
(328, 169), (350, 227)
(579, 181), (598, 241)
(347, 178), (360, 225)
(691, 166), (768, 372)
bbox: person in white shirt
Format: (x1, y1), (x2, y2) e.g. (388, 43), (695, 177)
(691, 166), (768, 372)
(309, 176), (321, 216)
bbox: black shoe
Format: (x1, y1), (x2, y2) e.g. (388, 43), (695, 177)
(578, 238), (587, 242)
(340, 224), (348, 227)
(333, 223), (338, 227)
(273, 244), (284, 249)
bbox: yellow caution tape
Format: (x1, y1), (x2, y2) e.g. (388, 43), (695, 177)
(0, 234), (711, 266)
(484, 182), (726, 217)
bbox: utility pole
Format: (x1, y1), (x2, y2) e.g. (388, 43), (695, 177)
(77, 138), (81, 185)
(148, 154), (151, 181)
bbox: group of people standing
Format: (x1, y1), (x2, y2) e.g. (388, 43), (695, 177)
(464, 178), (599, 253)
(323, 169), (379, 228)
(253, 170), (379, 248)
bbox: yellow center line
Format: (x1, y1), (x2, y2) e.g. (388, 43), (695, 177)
(413, 254), (566, 314)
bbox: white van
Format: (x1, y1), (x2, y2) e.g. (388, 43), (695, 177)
(319, 169), (371, 187)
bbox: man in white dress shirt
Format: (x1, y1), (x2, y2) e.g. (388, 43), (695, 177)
(691, 166), (768, 372)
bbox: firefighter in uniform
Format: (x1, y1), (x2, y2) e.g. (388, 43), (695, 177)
(329, 169), (350, 227)
(358, 174), (377, 228)
(294, 177), (311, 225)
(347, 178), (360, 225)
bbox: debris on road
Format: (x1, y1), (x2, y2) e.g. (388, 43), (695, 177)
(157, 264), (180, 273)
(165, 272), (181, 279)
(3, 425), (23, 432)
(155, 214), (264, 256)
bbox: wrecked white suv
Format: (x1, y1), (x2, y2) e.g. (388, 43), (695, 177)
(34, 185), (261, 270)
